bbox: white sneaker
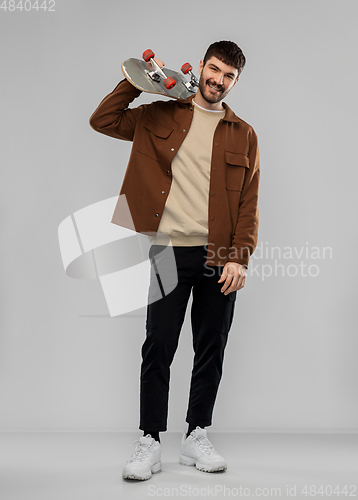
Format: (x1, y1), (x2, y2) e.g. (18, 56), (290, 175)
(122, 434), (161, 480)
(180, 426), (227, 472)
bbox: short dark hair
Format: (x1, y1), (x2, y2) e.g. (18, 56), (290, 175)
(203, 40), (246, 77)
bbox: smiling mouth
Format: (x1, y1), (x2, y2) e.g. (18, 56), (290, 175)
(208, 83), (222, 92)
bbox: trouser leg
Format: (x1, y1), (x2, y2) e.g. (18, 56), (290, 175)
(139, 245), (195, 432)
(186, 250), (237, 427)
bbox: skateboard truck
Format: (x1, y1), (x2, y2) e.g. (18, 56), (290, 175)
(142, 49), (177, 90)
(181, 63), (199, 93)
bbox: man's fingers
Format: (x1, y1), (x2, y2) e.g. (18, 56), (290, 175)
(236, 274), (246, 291)
(153, 57), (165, 68)
(218, 263), (247, 293)
(223, 277), (238, 295)
(218, 271), (226, 283)
(221, 275), (233, 294)
(218, 264), (235, 283)
(222, 272), (246, 294)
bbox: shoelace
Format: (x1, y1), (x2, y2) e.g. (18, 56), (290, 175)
(127, 439), (153, 463)
(193, 435), (217, 455)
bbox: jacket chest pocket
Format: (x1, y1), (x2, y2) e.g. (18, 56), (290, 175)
(225, 151), (250, 191)
(136, 119), (174, 161)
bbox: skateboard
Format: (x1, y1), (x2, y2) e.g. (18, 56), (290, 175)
(121, 49), (199, 100)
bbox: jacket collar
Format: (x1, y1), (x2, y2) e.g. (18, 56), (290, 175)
(179, 93), (240, 123)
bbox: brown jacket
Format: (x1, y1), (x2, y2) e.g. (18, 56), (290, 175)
(89, 79), (260, 268)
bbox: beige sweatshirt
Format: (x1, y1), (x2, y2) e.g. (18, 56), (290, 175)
(151, 100), (225, 246)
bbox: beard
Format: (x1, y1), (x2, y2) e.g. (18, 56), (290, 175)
(198, 77), (230, 104)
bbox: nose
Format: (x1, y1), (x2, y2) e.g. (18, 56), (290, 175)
(213, 73), (224, 86)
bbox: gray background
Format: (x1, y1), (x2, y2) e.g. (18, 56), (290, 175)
(0, 0), (357, 433)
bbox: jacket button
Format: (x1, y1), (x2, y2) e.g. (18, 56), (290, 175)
(171, 148), (175, 151)
(155, 213), (159, 217)
(182, 129), (186, 132)
(161, 191), (165, 194)
(213, 167), (217, 171)
(190, 107), (193, 111)
(211, 216), (215, 220)
(215, 143), (219, 147)
(166, 170), (170, 174)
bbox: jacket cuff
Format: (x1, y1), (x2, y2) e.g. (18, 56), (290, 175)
(227, 246), (251, 269)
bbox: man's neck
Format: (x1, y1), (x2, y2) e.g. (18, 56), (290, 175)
(193, 90), (224, 112)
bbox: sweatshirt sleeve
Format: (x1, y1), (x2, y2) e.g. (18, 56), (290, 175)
(89, 78), (147, 141)
(229, 135), (260, 269)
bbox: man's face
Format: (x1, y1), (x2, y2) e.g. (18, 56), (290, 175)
(198, 56), (239, 104)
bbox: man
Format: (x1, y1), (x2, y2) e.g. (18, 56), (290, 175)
(89, 41), (260, 481)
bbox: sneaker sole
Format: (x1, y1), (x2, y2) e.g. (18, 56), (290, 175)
(122, 461), (161, 480)
(179, 454), (227, 473)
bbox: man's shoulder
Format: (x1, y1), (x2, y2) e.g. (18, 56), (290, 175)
(238, 114), (254, 129)
(138, 97), (187, 125)
(229, 108), (258, 145)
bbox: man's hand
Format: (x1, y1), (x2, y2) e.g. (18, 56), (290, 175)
(218, 262), (247, 295)
(153, 58), (165, 68)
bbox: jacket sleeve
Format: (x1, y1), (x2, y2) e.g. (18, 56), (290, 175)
(89, 78), (147, 141)
(229, 135), (260, 269)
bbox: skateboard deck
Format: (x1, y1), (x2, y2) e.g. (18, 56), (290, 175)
(121, 50), (199, 101)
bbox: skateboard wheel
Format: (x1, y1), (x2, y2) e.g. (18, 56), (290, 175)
(143, 49), (155, 62)
(164, 77), (176, 89)
(181, 63), (192, 74)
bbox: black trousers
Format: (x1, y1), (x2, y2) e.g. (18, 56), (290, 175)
(139, 244), (237, 432)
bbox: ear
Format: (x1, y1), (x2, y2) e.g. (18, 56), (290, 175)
(232, 75), (240, 88)
(198, 59), (204, 76)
